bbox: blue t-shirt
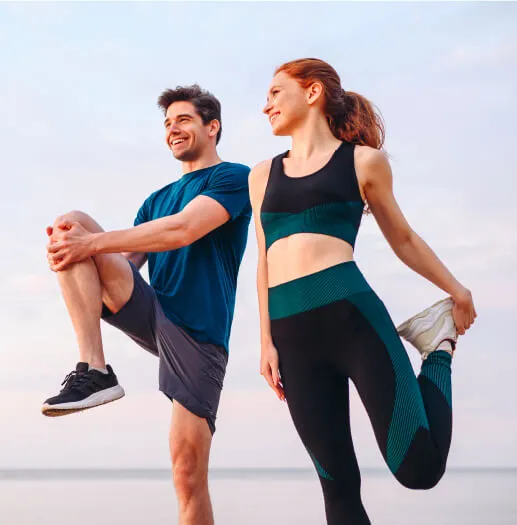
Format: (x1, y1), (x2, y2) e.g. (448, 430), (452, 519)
(134, 162), (251, 352)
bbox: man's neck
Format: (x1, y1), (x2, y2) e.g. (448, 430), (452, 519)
(181, 151), (223, 175)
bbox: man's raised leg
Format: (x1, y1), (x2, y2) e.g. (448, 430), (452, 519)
(42, 210), (134, 416)
(170, 402), (214, 525)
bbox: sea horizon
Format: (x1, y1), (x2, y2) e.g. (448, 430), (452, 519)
(2, 466), (516, 525)
(2, 465), (517, 481)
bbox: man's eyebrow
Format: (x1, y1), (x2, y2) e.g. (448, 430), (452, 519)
(164, 113), (194, 125)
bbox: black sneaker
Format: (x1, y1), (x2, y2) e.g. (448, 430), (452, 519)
(42, 362), (125, 417)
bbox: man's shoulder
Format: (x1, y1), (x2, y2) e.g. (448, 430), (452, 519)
(146, 179), (179, 201)
(211, 161), (251, 181)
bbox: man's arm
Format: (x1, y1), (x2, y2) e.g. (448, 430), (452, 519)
(48, 195), (230, 271)
(93, 195), (230, 253)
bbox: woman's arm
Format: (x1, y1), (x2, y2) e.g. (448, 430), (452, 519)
(357, 147), (476, 334)
(249, 160), (285, 400)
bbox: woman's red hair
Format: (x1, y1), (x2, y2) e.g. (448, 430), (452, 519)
(276, 58), (385, 149)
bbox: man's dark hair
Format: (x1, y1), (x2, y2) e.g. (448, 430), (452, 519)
(157, 84), (222, 144)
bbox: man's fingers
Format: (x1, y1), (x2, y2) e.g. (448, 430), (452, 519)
(46, 226), (53, 237)
(56, 220), (73, 231)
(54, 256), (71, 272)
(47, 243), (62, 254)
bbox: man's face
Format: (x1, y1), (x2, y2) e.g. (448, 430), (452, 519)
(164, 101), (212, 161)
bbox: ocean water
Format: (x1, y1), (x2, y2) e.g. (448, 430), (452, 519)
(1, 468), (516, 524)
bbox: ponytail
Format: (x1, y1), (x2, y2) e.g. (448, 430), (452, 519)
(328, 89), (385, 149)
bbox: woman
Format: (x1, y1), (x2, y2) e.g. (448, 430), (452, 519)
(248, 58), (476, 525)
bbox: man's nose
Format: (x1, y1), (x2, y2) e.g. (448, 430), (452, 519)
(167, 123), (181, 137)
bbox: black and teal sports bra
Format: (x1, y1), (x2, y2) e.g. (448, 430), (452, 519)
(260, 141), (364, 252)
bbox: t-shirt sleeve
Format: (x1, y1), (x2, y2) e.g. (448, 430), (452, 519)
(134, 197), (150, 226)
(201, 163), (251, 220)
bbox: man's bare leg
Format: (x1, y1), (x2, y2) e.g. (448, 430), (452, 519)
(170, 402), (214, 525)
(42, 210), (136, 415)
(48, 211), (134, 369)
(55, 257), (106, 368)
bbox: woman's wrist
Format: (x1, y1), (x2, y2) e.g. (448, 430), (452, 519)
(450, 283), (470, 303)
(261, 332), (273, 346)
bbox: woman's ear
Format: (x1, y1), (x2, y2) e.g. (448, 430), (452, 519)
(306, 81), (324, 106)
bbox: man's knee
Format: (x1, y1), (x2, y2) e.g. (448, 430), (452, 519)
(53, 210), (104, 233)
(171, 439), (208, 498)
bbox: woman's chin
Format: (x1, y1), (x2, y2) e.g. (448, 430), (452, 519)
(271, 123), (290, 136)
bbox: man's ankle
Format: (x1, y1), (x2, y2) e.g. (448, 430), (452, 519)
(89, 363), (108, 374)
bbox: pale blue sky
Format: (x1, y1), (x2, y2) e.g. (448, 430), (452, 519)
(0, 2), (515, 470)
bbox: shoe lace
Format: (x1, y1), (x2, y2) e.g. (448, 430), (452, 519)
(60, 370), (91, 393)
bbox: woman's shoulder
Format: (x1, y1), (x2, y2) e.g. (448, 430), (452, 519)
(249, 158), (273, 183)
(354, 145), (389, 168)
(354, 146), (392, 190)
(248, 158), (277, 203)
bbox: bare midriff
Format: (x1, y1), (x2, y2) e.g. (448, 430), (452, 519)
(267, 233), (354, 288)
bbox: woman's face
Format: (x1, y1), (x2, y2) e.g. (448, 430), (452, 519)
(263, 71), (311, 136)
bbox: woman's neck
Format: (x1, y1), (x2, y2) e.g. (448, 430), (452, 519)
(289, 112), (341, 160)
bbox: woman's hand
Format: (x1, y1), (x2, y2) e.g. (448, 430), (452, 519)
(452, 287), (477, 335)
(260, 340), (285, 401)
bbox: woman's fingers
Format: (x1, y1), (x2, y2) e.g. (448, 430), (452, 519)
(261, 362), (285, 401)
(453, 305), (466, 335)
(453, 293), (478, 335)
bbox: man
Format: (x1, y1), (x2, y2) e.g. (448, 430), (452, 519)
(43, 85), (251, 525)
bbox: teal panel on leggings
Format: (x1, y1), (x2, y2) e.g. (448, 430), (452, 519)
(346, 293), (430, 474)
(308, 449), (335, 480)
(421, 351), (452, 407)
(268, 262), (370, 321)
(261, 201), (363, 251)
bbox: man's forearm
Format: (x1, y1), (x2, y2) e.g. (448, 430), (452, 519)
(92, 215), (189, 255)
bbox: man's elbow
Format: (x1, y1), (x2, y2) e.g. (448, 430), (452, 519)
(173, 224), (196, 249)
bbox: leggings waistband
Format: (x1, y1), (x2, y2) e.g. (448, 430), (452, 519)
(268, 261), (372, 320)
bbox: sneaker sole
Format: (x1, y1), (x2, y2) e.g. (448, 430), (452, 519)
(41, 385), (125, 417)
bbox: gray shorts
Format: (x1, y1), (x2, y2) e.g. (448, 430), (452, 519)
(101, 263), (228, 434)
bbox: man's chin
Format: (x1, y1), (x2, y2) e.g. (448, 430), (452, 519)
(172, 149), (197, 162)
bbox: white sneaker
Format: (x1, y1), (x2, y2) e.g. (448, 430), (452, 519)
(396, 298), (457, 359)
